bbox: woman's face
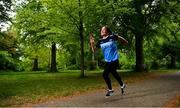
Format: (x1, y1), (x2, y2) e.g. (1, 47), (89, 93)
(101, 27), (108, 37)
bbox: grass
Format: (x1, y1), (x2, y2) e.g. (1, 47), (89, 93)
(0, 69), (178, 106)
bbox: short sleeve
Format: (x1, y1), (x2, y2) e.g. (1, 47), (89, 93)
(110, 33), (118, 40)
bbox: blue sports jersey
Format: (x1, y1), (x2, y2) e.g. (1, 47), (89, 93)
(96, 34), (119, 62)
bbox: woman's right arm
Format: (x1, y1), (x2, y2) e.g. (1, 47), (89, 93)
(90, 34), (97, 53)
(116, 35), (128, 45)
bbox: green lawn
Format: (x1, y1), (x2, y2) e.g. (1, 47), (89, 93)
(0, 69), (178, 106)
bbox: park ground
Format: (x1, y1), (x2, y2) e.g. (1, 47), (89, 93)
(0, 69), (179, 107)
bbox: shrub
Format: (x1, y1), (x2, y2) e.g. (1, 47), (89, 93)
(66, 64), (80, 70)
(87, 60), (98, 70)
(151, 61), (160, 69)
(0, 51), (23, 71)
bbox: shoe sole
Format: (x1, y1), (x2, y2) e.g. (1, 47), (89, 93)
(105, 94), (114, 98)
(105, 92), (114, 98)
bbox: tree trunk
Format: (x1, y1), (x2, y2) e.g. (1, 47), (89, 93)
(79, 0), (85, 78)
(92, 52), (95, 62)
(135, 34), (144, 72)
(32, 56), (38, 71)
(170, 55), (176, 68)
(50, 42), (57, 72)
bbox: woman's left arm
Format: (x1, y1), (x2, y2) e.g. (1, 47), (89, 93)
(116, 35), (128, 45)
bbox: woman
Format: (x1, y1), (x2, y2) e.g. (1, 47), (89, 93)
(90, 26), (128, 97)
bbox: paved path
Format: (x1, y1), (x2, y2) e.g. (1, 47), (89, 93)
(33, 72), (180, 107)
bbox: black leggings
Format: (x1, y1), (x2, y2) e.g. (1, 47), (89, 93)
(103, 59), (123, 90)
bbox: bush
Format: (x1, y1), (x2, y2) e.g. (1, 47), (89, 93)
(145, 63), (151, 72)
(151, 61), (160, 69)
(66, 64), (80, 70)
(120, 61), (135, 70)
(0, 51), (23, 71)
(87, 60), (98, 70)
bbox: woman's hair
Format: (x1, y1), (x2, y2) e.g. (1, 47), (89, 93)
(100, 26), (112, 38)
(105, 26), (112, 35)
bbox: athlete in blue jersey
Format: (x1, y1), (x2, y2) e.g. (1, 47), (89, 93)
(90, 26), (128, 97)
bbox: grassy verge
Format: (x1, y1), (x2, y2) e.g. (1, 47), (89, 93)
(0, 69), (178, 106)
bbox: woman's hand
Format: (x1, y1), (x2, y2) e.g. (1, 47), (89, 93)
(90, 34), (95, 45)
(90, 33), (95, 53)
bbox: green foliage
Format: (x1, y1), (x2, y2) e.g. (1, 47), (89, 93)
(140, 0), (180, 70)
(0, 0), (12, 25)
(0, 31), (17, 51)
(87, 60), (98, 70)
(0, 30), (23, 71)
(66, 65), (80, 70)
(12, 0), (179, 71)
(0, 51), (22, 71)
(119, 51), (135, 70)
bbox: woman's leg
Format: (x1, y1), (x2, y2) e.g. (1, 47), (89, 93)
(103, 63), (112, 90)
(111, 69), (123, 86)
(110, 60), (124, 86)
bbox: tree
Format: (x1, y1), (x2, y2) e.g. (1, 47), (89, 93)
(0, 0), (12, 30)
(15, 0), (44, 71)
(156, 0), (180, 69)
(114, 0), (170, 72)
(13, 0), (179, 72)
(0, 31), (22, 71)
(44, 0), (98, 76)
(15, 0), (60, 72)
(93, 0), (178, 72)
